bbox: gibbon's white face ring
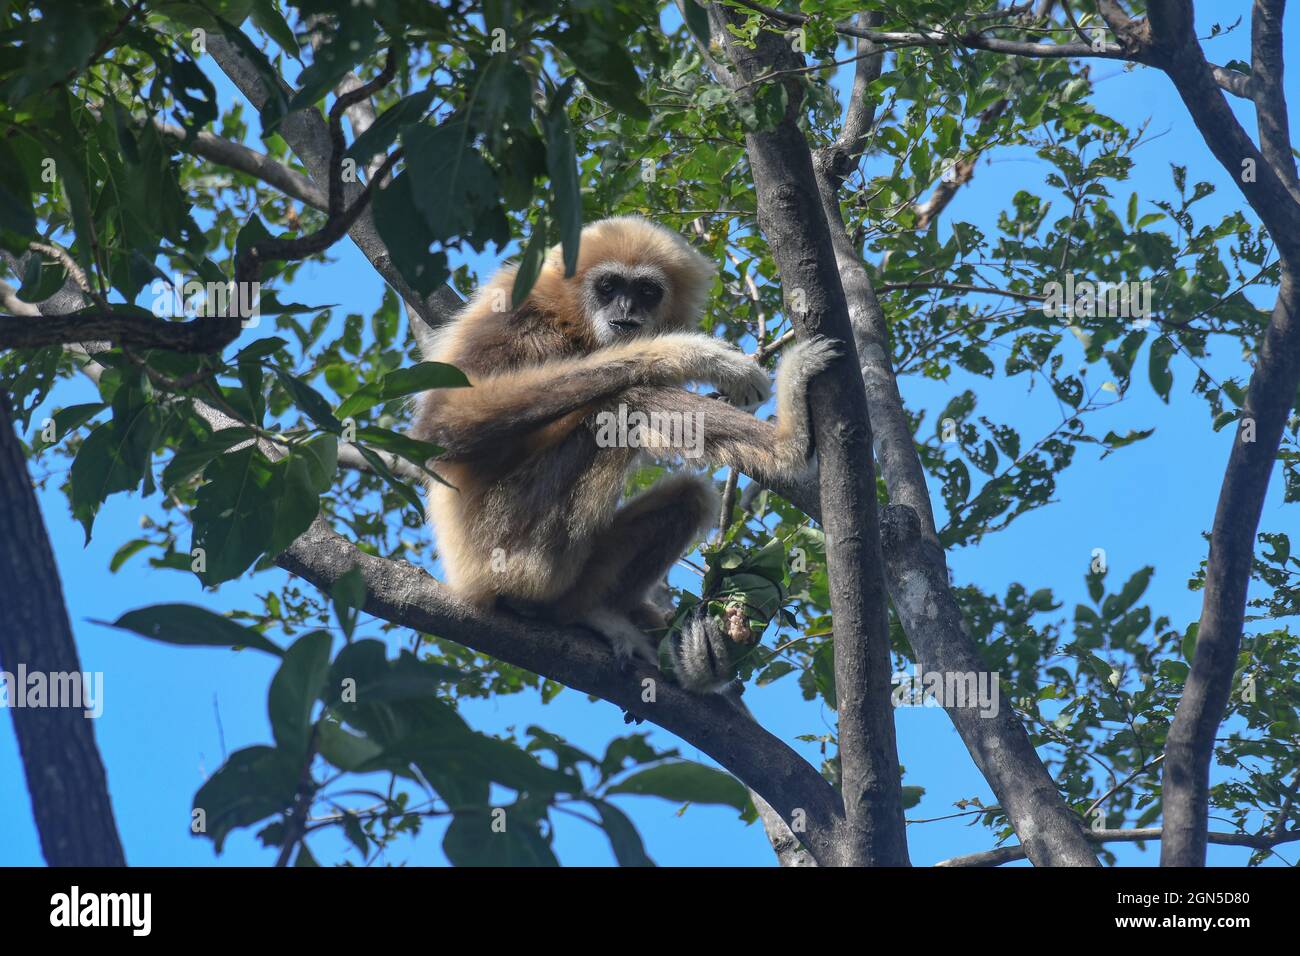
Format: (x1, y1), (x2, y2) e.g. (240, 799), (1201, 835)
(583, 263), (670, 344)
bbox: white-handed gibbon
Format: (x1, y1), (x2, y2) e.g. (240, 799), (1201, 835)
(411, 217), (835, 692)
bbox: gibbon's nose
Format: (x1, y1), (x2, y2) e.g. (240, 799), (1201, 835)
(611, 297), (641, 329)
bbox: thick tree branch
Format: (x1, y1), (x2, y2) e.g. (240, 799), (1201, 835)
(1144, 0), (1300, 262)
(1130, 0), (1300, 866)
(155, 122), (328, 210)
(715, 2), (910, 867)
(0, 392), (126, 865)
(779, 9), (1100, 866)
(1162, 274), (1300, 865)
(937, 826), (1300, 866)
(878, 507), (1101, 866)
(1250, 0), (1300, 200)
(274, 518), (847, 864)
(205, 35), (464, 339)
(731, 0), (1255, 99)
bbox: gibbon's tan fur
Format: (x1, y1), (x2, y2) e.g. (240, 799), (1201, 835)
(411, 216), (836, 685)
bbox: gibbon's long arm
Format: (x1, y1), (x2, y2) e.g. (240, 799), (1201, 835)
(621, 337), (836, 481)
(418, 333), (769, 461)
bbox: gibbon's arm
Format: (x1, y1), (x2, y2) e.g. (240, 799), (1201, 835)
(417, 333), (769, 461)
(621, 337), (837, 481)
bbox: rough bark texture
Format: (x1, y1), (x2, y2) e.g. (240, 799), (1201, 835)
(880, 506), (1101, 866)
(717, 4), (910, 867)
(808, 68), (1098, 865)
(1161, 275), (1300, 864)
(276, 518), (848, 864)
(1141, 0), (1300, 865)
(204, 34), (464, 336)
(0, 393), (126, 866)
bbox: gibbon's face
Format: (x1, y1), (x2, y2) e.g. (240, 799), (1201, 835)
(583, 262), (668, 344)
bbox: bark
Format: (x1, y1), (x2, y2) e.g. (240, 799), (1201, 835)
(716, 4), (910, 867)
(938, 826), (1300, 867)
(204, 35), (464, 336)
(879, 506), (1101, 866)
(0, 392), (126, 866)
(1141, 0), (1300, 866)
(807, 51), (1098, 864)
(275, 518), (848, 864)
(1162, 275), (1300, 864)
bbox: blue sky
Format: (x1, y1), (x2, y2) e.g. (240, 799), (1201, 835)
(1, 3), (1294, 867)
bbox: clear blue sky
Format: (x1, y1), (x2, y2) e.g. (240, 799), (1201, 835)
(1, 3), (1292, 866)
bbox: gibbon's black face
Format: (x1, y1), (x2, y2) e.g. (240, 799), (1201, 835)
(584, 263), (667, 343)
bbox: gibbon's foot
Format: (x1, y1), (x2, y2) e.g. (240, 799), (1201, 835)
(498, 595), (549, 620)
(628, 599), (673, 632)
(582, 608), (659, 670)
(669, 605), (739, 694)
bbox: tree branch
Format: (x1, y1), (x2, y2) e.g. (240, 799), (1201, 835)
(1250, 0), (1300, 201)
(204, 34), (464, 341)
(800, 10), (1099, 867)
(1162, 274), (1300, 865)
(937, 826), (1300, 866)
(0, 391), (126, 865)
(730, 0), (1255, 99)
(715, 1), (910, 867)
(274, 517), (848, 864)
(155, 121), (328, 210)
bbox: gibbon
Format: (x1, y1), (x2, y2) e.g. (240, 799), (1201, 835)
(411, 216), (835, 692)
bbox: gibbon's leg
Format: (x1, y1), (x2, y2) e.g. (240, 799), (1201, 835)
(549, 474), (718, 665)
(619, 337), (838, 482)
(414, 333), (770, 461)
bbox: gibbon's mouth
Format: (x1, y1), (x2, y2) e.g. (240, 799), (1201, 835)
(609, 318), (643, 332)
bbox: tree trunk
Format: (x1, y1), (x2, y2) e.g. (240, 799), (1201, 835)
(0, 391), (126, 866)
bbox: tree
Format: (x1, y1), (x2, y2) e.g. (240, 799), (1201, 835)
(1, 0), (1297, 867)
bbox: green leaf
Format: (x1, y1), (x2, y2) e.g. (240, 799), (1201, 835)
(1148, 336), (1175, 401)
(250, 0), (299, 61)
(273, 368), (342, 432)
(606, 761), (748, 810)
(371, 169), (449, 296)
(590, 799), (654, 867)
(404, 119), (504, 246)
(108, 603), (283, 656)
(511, 218), (550, 307)
(192, 745), (299, 853)
(680, 0), (711, 47)
(108, 538), (151, 573)
(284, 9), (377, 115)
(161, 427), (257, 490)
(331, 564), (366, 639)
(346, 86), (436, 162)
(442, 810), (559, 866)
(355, 426), (442, 471)
(31, 402), (107, 452)
(542, 88), (581, 277)
(189, 446), (278, 584)
(268, 630), (332, 757)
(354, 444), (427, 516)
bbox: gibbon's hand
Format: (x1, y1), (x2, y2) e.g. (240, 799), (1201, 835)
(682, 336), (770, 408)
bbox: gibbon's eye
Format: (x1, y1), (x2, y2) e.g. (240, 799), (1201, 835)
(635, 280), (663, 307)
(595, 274), (619, 299)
